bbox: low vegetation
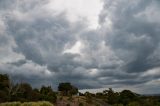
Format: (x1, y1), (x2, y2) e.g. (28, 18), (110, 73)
(0, 74), (160, 106)
(0, 101), (53, 106)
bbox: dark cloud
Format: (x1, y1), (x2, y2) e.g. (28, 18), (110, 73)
(0, 0), (160, 94)
(100, 0), (160, 73)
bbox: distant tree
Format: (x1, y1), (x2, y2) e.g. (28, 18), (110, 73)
(0, 74), (10, 102)
(119, 90), (138, 106)
(96, 92), (104, 98)
(103, 90), (109, 96)
(58, 82), (78, 96)
(29, 88), (41, 101)
(40, 86), (53, 95)
(85, 92), (92, 103)
(0, 74), (10, 91)
(79, 102), (84, 106)
(15, 83), (32, 101)
(69, 86), (78, 95)
(0, 90), (8, 102)
(40, 85), (57, 103)
(79, 92), (84, 96)
(107, 88), (119, 105)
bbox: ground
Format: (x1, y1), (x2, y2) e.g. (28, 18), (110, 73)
(55, 96), (110, 106)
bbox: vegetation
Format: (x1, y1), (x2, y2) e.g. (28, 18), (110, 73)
(0, 73), (160, 106)
(0, 101), (53, 106)
(58, 82), (78, 96)
(0, 74), (56, 103)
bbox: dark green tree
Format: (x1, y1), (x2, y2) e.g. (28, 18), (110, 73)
(40, 85), (57, 103)
(58, 82), (78, 96)
(107, 88), (119, 105)
(119, 90), (138, 106)
(0, 74), (10, 91)
(85, 92), (93, 103)
(69, 86), (78, 95)
(29, 88), (41, 101)
(14, 83), (32, 101)
(0, 74), (10, 102)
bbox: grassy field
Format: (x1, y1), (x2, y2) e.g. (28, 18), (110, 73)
(0, 101), (54, 106)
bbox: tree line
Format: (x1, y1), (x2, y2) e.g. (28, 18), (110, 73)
(0, 73), (160, 106)
(0, 74), (78, 103)
(83, 88), (160, 106)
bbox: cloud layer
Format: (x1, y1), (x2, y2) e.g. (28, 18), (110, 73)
(0, 0), (160, 94)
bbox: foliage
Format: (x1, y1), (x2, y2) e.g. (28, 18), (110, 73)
(79, 102), (84, 106)
(40, 86), (57, 103)
(0, 74), (10, 102)
(0, 74), (160, 106)
(113, 104), (124, 106)
(119, 90), (138, 105)
(84, 92), (93, 103)
(0, 74), (56, 103)
(0, 102), (21, 106)
(58, 82), (78, 96)
(66, 103), (70, 106)
(128, 101), (140, 106)
(0, 101), (53, 106)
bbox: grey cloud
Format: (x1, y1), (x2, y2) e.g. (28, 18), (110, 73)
(0, 0), (91, 88)
(96, 0), (160, 93)
(100, 0), (160, 73)
(7, 59), (27, 67)
(0, 0), (160, 93)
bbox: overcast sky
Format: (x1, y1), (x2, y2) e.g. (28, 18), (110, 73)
(0, 0), (160, 94)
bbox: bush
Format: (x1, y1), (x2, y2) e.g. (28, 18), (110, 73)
(67, 96), (73, 101)
(79, 102), (83, 106)
(0, 102), (21, 106)
(66, 103), (70, 106)
(0, 101), (53, 106)
(113, 104), (124, 106)
(128, 101), (140, 106)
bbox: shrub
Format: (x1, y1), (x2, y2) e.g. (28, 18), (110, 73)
(79, 102), (83, 106)
(95, 104), (100, 106)
(0, 101), (53, 106)
(66, 103), (70, 106)
(128, 101), (140, 106)
(0, 102), (21, 106)
(113, 104), (124, 106)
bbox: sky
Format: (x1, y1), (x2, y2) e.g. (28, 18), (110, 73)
(0, 0), (160, 94)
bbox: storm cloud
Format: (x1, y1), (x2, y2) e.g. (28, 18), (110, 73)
(0, 0), (160, 94)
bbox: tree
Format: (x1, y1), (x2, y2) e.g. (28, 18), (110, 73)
(30, 88), (41, 101)
(40, 85), (57, 103)
(14, 83), (33, 101)
(69, 86), (78, 95)
(0, 74), (10, 91)
(0, 74), (10, 102)
(85, 92), (93, 103)
(96, 92), (104, 98)
(119, 90), (138, 106)
(0, 73), (57, 103)
(58, 82), (78, 96)
(0, 90), (8, 102)
(40, 86), (53, 95)
(107, 88), (119, 105)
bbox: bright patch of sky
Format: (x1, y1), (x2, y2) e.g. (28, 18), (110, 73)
(47, 0), (103, 29)
(63, 41), (83, 54)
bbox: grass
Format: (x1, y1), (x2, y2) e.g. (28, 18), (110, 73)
(0, 101), (53, 106)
